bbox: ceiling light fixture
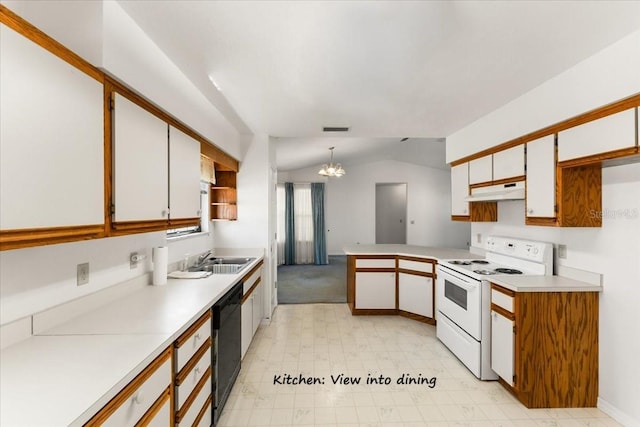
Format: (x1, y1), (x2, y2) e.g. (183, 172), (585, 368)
(318, 147), (346, 177)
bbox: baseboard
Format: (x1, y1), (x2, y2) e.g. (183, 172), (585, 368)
(598, 397), (640, 427)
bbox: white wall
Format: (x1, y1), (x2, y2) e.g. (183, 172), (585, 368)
(280, 160), (470, 254)
(213, 134), (276, 320)
(446, 30), (640, 162)
(0, 231), (215, 326)
(470, 163), (640, 426)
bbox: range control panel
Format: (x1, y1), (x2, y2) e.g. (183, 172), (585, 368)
(486, 236), (551, 263)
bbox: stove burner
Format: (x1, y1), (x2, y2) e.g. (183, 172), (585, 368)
(494, 268), (523, 274)
(450, 260), (472, 265)
(471, 260), (489, 264)
(473, 269), (496, 275)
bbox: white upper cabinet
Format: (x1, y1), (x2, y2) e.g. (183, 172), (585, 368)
(113, 94), (169, 222)
(558, 108), (636, 162)
(493, 145), (525, 181)
(451, 163), (469, 216)
(169, 126), (201, 220)
(0, 25), (104, 230)
(526, 135), (556, 218)
(469, 155), (493, 184)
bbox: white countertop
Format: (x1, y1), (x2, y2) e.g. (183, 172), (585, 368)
(489, 274), (603, 292)
(343, 244), (479, 260)
(0, 252), (264, 427)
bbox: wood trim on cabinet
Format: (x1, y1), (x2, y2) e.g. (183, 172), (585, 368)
(397, 268), (432, 278)
(353, 254), (397, 260)
(350, 308), (398, 316)
(0, 225), (105, 251)
(525, 217), (558, 226)
(450, 93), (640, 167)
(133, 387), (171, 427)
(491, 304), (515, 321)
(110, 220), (170, 235)
(0, 5), (103, 82)
(557, 164), (602, 227)
(354, 267), (396, 273)
(491, 284), (516, 297)
(557, 146), (638, 168)
(241, 277), (262, 304)
(397, 255), (436, 264)
(470, 202), (498, 222)
(469, 175), (526, 190)
(175, 338), (212, 385)
(174, 311), (212, 349)
(515, 291), (599, 408)
(242, 260), (265, 281)
(168, 217), (201, 228)
(84, 347), (172, 426)
(398, 310), (435, 325)
(451, 215), (470, 222)
(175, 365), (212, 423)
(192, 394), (213, 427)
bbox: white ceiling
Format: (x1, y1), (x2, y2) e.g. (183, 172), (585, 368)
(118, 1), (640, 171)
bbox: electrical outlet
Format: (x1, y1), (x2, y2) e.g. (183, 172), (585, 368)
(476, 233), (482, 244)
(130, 252), (139, 269)
(558, 244), (567, 259)
(77, 263), (89, 286)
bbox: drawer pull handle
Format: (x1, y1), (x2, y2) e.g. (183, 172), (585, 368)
(132, 392), (144, 405)
(195, 366), (201, 375)
(195, 333), (201, 340)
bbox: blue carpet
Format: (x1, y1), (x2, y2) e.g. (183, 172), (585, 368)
(277, 255), (347, 304)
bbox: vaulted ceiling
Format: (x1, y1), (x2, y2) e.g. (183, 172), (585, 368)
(118, 1), (640, 171)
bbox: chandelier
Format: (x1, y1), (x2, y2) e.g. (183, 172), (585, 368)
(318, 147), (346, 177)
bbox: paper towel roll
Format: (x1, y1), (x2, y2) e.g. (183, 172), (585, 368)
(152, 246), (168, 286)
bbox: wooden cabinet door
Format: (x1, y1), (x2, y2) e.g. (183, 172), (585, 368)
(493, 145), (525, 181)
(0, 25), (104, 230)
(469, 155), (493, 184)
(451, 163), (470, 216)
(491, 310), (515, 387)
(355, 272), (396, 309)
(398, 273), (432, 318)
(558, 108), (636, 161)
(169, 126), (201, 220)
(113, 94), (168, 222)
(526, 135), (556, 218)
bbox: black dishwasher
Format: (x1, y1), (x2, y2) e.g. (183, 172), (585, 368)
(212, 281), (242, 425)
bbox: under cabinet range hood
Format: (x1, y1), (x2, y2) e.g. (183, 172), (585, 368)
(464, 181), (525, 202)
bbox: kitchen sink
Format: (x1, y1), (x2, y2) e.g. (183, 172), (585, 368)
(189, 257), (255, 274)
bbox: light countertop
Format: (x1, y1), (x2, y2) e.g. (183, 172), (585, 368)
(343, 244), (479, 260)
(489, 274), (603, 292)
(0, 252), (264, 427)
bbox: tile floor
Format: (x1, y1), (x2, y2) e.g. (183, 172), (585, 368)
(218, 304), (619, 427)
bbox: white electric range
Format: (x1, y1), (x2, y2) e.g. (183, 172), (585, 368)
(436, 236), (553, 380)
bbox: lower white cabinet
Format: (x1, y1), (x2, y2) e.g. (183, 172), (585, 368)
(241, 263), (264, 359)
(355, 272), (396, 309)
(491, 310), (515, 386)
(398, 273), (433, 318)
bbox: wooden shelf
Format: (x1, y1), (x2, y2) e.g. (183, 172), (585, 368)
(210, 168), (237, 220)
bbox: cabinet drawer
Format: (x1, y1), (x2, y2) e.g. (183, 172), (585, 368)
(86, 350), (172, 427)
(243, 266), (263, 294)
(175, 312), (211, 372)
(176, 346), (211, 409)
(177, 376), (212, 427)
(491, 289), (514, 313)
(398, 259), (433, 274)
(355, 258), (395, 268)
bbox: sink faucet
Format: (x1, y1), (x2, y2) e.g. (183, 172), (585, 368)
(196, 250), (212, 266)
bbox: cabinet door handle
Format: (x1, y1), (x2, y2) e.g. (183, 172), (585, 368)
(161, 210), (167, 217)
(195, 332), (201, 341)
(527, 208), (534, 214)
(132, 392), (144, 405)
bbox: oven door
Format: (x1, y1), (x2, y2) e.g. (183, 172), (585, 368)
(436, 265), (482, 341)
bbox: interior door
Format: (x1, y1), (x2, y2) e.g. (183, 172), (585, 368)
(375, 183), (407, 244)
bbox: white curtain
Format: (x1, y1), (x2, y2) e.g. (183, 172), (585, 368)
(294, 184), (314, 264)
(276, 183), (314, 265)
